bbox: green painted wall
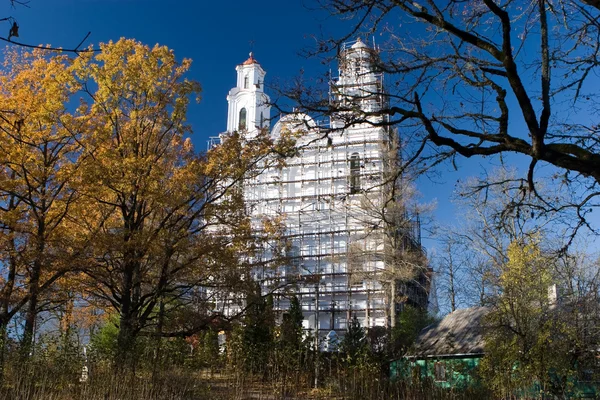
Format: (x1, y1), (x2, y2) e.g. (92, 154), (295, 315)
(391, 356), (599, 398)
(391, 356), (482, 390)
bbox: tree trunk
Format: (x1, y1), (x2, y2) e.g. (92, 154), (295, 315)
(0, 226), (18, 378)
(0, 320), (8, 381)
(21, 259), (41, 358)
(22, 212), (46, 358)
(116, 262), (136, 370)
(152, 299), (165, 380)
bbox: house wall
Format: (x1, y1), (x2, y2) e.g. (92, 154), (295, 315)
(391, 356), (599, 398)
(391, 356), (482, 390)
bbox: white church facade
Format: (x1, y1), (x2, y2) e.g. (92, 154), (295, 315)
(213, 39), (430, 336)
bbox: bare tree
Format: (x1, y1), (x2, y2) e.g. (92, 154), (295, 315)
(285, 0), (600, 243)
(432, 167), (563, 313)
(343, 131), (431, 326)
(434, 232), (465, 313)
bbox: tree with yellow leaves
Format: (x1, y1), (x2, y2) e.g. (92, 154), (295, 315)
(69, 39), (280, 369)
(0, 48), (87, 365)
(0, 38), (290, 374)
(481, 238), (580, 397)
(71, 38), (201, 367)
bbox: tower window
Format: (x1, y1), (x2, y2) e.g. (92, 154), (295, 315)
(349, 153), (360, 194)
(244, 76), (249, 89)
(260, 112), (264, 128)
(286, 245), (301, 277)
(239, 108), (247, 130)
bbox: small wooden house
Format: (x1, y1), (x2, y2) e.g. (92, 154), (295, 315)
(390, 307), (487, 389)
(391, 307), (599, 398)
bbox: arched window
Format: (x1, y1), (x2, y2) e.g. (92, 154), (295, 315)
(243, 76), (249, 89)
(260, 112), (264, 128)
(349, 153), (360, 194)
(239, 108), (247, 130)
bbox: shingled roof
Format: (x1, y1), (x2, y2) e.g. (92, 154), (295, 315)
(409, 307), (488, 358)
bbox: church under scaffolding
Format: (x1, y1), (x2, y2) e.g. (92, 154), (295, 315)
(210, 39), (430, 337)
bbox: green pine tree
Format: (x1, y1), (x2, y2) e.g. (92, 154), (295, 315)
(280, 296), (303, 352)
(241, 283), (274, 373)
(340, 315), (368, 365)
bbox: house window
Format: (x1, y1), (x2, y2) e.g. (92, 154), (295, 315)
(411, 365), (422, 382)
(244, 76), (249, 89)
(349, 153), (360, 194)
(434, 362), (446, 382)
(239, 108), (247, 130)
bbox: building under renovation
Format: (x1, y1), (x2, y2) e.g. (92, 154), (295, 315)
(213, 39), (430, 337)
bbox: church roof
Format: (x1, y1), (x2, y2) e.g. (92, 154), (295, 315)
(241, 52), (259, 66)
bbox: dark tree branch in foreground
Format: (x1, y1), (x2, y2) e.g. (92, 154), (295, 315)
(284, 0), (600, 241)
(0, 31), (97, 53)
(1, 1), (98, 53)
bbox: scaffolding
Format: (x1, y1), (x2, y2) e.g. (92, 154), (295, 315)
(213, 38), (429, 340)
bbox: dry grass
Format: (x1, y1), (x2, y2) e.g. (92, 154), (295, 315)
(0, 363), (488, 400)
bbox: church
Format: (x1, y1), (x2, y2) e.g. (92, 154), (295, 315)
(214, 38), (430, 339)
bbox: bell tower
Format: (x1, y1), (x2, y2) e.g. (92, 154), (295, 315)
(331, 38), (384, 128)
(226, 53), (271, 138)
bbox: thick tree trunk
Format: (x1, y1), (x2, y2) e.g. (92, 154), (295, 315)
(0, 320), (8, 381)
(21, 259), (41, 358)
(116, 261), (136, 370)
(152, 299), (165, 380)
(0, 231), (18, 378)
(22, 210), (46, 358)
(116, 312), (136, 369)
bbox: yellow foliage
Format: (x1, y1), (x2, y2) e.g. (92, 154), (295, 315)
(481, 238), (577, 397)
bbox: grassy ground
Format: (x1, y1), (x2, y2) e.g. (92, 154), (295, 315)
(0, 367), (488, 400)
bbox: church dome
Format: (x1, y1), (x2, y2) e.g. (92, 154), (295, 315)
(241, 52), (259, 65)
(351, 38), (368, 49)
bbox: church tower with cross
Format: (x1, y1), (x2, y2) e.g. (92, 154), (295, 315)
(226, 52), (271, 138)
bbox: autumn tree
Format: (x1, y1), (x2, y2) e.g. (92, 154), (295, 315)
(0, 48), (88, 364)
(290, 0), (600, 241)
(59, 37), (288, 371)
(59, 39), (269, 369)
(481, 239), (577, 397)
(342, 131), (430, 326)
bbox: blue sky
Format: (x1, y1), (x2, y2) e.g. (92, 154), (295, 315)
(5, 0), (333, 135)
(0, 0), (516, 246)
(4, 0), (592, 261)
